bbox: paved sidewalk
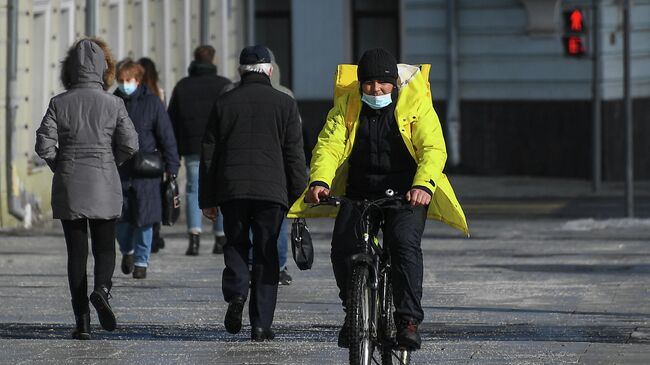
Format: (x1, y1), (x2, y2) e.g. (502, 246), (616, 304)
(1, 175), (650, 363)
(1, 215), (649, 364)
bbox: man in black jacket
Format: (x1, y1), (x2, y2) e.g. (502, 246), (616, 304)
(168, 45), (231, 256)
(199, 45), (307, 341)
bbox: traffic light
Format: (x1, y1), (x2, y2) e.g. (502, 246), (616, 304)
(563, 8), (587, 57)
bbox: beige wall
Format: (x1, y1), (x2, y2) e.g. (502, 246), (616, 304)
(0, 0), (247, 228)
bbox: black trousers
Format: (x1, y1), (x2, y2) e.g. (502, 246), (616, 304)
(61, 219), (116, 316)
(331, 201), (427, 322)
(220, 200), (286, 329)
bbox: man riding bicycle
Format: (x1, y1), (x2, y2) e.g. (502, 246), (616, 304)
(289, 48), (468, 350)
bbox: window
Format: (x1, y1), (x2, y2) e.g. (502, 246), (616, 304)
(352, 0), (399, 62)
(255, 0), (292, 88)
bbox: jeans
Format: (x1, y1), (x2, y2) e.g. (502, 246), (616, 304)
(185, 154), (223, 234)
(116, 222), (153, 267)
(61, 219), (116, 316)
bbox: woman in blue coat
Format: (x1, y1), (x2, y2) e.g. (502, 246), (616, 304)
(114, 59), (180, 279)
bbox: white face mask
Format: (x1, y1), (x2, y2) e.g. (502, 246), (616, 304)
(118, 81), (138, 95)
(361, 93), (392, 109)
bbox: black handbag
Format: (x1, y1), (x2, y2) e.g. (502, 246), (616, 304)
(161, 175), (180, 226)
(131, 151), (164, 178)
(291, 218), (314, 270)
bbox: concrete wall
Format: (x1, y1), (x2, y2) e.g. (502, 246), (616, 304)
(0, 0), (247, 228)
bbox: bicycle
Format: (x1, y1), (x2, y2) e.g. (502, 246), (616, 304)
(314, 189), (412, 365)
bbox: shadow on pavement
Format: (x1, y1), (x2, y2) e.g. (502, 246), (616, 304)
(475, 263), (650, 274)
(1, 322), (647, 344)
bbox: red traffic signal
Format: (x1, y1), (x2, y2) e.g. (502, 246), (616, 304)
(564, 36), (586, 56)
(569, 9), (584, 32)
(563, 8), (587, 57)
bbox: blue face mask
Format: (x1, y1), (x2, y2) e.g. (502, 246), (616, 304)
(118, 82), (138, 95)
(361, 93), (392, 110)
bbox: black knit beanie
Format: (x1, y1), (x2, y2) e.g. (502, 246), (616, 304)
(357, 48), (398, 86)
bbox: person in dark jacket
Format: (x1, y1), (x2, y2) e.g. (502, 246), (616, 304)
(114, 59), (180, 280)
(138, 57), (167, 254)
(168, 45), (232, 256)
(199, 45), (307, 341)
(35, 38), (139, 339)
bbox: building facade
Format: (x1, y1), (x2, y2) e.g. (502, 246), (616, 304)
(1, 0), (649, 228)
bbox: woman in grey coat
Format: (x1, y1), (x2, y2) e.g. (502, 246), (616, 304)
(35, 38), (139, 340)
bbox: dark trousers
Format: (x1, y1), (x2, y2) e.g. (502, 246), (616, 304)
(61, 219), (116, 316)
(331, 201), (427, 322)
(220, 200), (286, 329)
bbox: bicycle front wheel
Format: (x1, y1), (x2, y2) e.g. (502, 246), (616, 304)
(348, 265), (373, 365)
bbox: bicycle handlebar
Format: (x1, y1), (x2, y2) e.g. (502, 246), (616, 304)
(311, 189), (406, 208)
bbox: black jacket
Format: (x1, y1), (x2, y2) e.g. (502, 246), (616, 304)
(199, 72), (307, 209)
(168, 62), (231, 155)
(347, 98), (417, 199)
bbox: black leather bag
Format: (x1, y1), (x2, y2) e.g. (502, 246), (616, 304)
(131, 151), (164, 178)
(291, 218), (314, 270)
(161, 175), (180, 226)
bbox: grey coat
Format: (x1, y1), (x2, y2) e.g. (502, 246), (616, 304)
(35, 39), (139, 220)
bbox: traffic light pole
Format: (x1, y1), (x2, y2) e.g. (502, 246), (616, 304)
(623, 0), (634, 217)
(592, 1), (602, 192)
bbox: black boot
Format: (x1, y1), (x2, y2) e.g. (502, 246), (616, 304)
(186, 234), (200, 256)
(224, 296), (246, 334)
(395, 317), (421, 349)
(71, 313), (91, 340)
(133, 266), (147, 279)
(212, 235), (226, 254)
(251, 327), (275, 341)
(121, 254), (134, 275)
(337, 312), (350, 348)
(90, 286), (116, 332)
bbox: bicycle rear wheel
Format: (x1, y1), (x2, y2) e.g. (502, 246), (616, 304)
(348, 265), (373, 365)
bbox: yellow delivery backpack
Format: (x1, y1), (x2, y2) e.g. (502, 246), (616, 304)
(288, 63), (469, 236)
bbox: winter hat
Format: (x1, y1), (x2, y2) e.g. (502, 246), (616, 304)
(239, 45), (272, 65)
(357, 48), (399, 86)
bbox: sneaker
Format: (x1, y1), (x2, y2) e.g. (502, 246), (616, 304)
(224, 296), (245, 334)
(213, 235), (226, 254)
(395, 317), (421, 349)
(279, 268), (292, 285)
(133, 266), (147, 279)
(121, 254), (134, 275)
(89, 286), (116, 332)
(186, 234), (200, 256)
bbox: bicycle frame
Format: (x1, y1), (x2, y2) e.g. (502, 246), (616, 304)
(313, 192), (411, 364)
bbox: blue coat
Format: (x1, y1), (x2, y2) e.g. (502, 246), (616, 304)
(116, 85), (180, 227)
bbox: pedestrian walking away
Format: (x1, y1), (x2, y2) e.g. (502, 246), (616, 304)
(138, 57), (167, 254)
(220, 49), (296, 284)
(268, 47), (301, 285)
(290, 48), (469, 350)
(200, 45), (307, 341)
(35, 38), (139, 339)
(168, 45), (232, 256)
(114, 59), (180, 280)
